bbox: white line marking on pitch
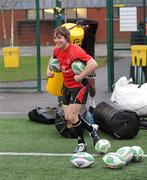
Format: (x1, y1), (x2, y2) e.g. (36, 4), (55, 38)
(0, 152), (146, 157)
(0, 112), (26, 115)
(0, 152), (100, 157)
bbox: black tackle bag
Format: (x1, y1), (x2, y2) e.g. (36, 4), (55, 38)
(55, 105), (87, 138)
(28, 107), (56, 124)
(140, 118), (147, 129)
(93, 101), (140, 139)
(55, 109), (77, 138)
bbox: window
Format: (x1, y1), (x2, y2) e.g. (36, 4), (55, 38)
(113, 7), (119, 18)
(77, 8), (87, 18)
(44, 9), (54, 20)
(27, 10), (43, 20)
(65, 8), (77, 19)
(27, 8), (87, 20)
(63, 8), (87, 19)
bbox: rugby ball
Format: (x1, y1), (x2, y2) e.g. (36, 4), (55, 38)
(70, 152), (94, 168)
(116, 146), (134, 163)
(49, 57), (61, 72)
(95, 139), (111, 154)
(71, 60), (86, 75)
(103, 152), (126, 169)
(131, 146), (144, 162)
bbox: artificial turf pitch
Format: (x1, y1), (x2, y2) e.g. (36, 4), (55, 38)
(0, 118), (146, 180)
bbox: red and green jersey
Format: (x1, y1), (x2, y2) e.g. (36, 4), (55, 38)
(53, 43), (91, 88)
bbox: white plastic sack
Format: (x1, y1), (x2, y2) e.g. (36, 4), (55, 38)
(111, 76), (147, 116)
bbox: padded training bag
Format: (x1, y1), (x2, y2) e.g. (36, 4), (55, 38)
(55, 105), (87, 138)
(28, 107), (56, 124)
(93, 101), (140, 139)
(55, 110), (77, 138)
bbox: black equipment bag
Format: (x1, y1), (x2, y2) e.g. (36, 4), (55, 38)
(140, 118), (147, 129)
(55, 109), (77, 138)
(28, 107), (56, 124)
(80, 19), (98, 58)
(93, 101), (140, 139)
(67, 19), (98, 58)
(55, 105), (87, 138)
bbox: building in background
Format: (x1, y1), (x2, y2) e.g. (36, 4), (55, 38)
(0, 0), (145, 46)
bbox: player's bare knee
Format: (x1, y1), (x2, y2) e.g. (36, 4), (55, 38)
(67, 112), (77, 124)
(65, 114), (68, 120)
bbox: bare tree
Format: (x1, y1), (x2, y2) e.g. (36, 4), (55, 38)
(0, 0), (20, 47)
(10, 0), (20, 47)
(0, 0), (8, 46)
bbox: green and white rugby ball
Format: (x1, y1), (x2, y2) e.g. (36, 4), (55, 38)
(70, 152), (94, 168)
(49, 57), (61, 72)
(131, 146), (144, 162)
(116, 146), (134, 163)
(71, 60), (86, 75)
(95, 139), (111, 154)
(103, 152), (126, 169)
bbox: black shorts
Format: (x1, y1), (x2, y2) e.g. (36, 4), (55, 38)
(63, 85), (89, 105)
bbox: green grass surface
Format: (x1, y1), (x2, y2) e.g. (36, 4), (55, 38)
(0, 56), (48, 82)
(0, 118), (146, 180)
(0, 56), (106, 82)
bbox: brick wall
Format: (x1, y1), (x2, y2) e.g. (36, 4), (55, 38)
(87, 7), (132, 43)
(0, 7), (145, 46)
(87, 7), (145, 43)
(87, 8), (107, 43)
(0, 10), (26, 46)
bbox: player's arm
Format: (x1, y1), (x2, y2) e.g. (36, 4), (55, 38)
(74, 58), (98, 82)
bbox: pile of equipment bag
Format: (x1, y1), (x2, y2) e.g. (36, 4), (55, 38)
(28, 101), (140, 139)
(93, 101), (140, 139)
(111, 76), (147, 116)
(28, 105), (87, 139)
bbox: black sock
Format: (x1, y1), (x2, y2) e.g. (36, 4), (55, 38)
(79, 115), (93, 133)
(72, 120), (85, 144)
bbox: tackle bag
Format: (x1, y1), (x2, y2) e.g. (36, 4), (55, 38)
(55, 105), (87, 138)
(93, 101), (140, 139)
(55, 110), (77, 138)
(28, 107), (56, 124)
(140, 118), (147, 129)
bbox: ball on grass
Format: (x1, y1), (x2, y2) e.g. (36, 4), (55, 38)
(116, 146), (134, 164)
(70, 152), (94, 168)
(95, 139), (111, 154)
(131, 146), (144, 162)
(102, 152), (126, 169)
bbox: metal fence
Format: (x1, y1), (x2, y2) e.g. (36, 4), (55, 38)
(107, 0), (147, 91)
(0, 0), (41, 91)
(1, 0), (147, 92)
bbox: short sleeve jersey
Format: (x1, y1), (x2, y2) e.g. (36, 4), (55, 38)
(53, 43), (92, 88)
